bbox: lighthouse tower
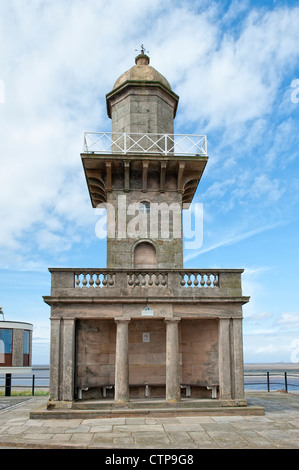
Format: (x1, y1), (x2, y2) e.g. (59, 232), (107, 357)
(44, 50), (249, 410)
(82, 50), (207, 270)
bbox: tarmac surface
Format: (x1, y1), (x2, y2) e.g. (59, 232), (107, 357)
(0, 392), (299, 449)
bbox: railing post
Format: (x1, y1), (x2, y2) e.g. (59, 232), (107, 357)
(32, 374), (35, 396)
(124, 132), (127, 154)
(267, 371), (270, 392)
(284, 371), (288, 393)
(164, 134), (167, 155)
(5, 373), (12, 397)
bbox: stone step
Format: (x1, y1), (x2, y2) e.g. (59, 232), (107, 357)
(72, 398), (245, 410)
(30, 398), (265, 419)
(30, 405), (264, 419)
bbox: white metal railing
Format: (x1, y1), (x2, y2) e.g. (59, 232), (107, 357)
(83, 132), (207, 156)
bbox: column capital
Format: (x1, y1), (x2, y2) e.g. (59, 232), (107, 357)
(164, 317), (181, 324)
(114, 317), (131, 323)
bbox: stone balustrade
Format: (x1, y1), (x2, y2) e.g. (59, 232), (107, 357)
(48, 268), (244, 299)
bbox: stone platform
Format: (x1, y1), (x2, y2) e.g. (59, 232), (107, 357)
(30, 397), (264, 419)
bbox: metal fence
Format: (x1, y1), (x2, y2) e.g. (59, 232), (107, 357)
(0, 369), (49, 396)
(1, 369), (299, 397)
(244, 371), (299, 393)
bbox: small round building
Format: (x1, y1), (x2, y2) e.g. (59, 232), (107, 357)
(0, 319), (33, 372)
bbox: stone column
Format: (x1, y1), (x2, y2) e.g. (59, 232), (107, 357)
(165, 317), (181, 402)
(11, 329), (23, 367)
(231, 318), (245, 400)
(49, 318), (61, 401)
(61, 318), (76, 401)
(218, 318), (232, 399)
(115, 318), (130, 402)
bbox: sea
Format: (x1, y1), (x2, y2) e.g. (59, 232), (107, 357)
(1, 363), (299, 393)
(244, 363), (299, 392)
(0, 365), (49, 392)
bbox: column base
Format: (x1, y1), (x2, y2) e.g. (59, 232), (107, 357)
(115, 398), (129, 405)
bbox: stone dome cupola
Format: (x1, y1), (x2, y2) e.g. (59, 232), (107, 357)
(106, 52), (179, 135)
(112, 53), (173, 93)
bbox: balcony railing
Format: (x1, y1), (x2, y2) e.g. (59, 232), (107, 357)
(83, 132), (208, 156)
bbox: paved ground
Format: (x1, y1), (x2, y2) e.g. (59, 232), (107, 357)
(0, 392), (299, 449)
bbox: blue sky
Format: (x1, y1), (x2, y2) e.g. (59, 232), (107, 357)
(0, 0), (299, 364)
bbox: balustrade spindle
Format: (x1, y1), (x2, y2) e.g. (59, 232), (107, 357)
(82, 274), (87, 287)
(128, 274), (134, 286)
(109, 274), (114, 286)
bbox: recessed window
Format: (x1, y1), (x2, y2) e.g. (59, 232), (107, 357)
(134, 242), (157, 268)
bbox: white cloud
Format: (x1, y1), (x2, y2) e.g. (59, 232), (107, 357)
(177, 5), (299, 135)
(248, 174), (285, 203)
(223, 0), (250, 24)
(255, 344), (289, 354)
(245, 311), (273, 324)
(278, 313), (299, 330)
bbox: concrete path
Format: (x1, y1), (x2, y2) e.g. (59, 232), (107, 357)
(0, 392), (299, 449)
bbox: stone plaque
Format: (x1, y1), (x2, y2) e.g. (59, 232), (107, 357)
(141, 307), (154, 316)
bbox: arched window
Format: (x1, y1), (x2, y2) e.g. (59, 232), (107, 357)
(139, 201), (150, 214)
(134, 242), (157, 268)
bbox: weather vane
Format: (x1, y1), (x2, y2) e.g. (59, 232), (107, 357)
(135, 44), (149, 55)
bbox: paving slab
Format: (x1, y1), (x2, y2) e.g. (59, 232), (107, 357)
(0, 392), (299, 449)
